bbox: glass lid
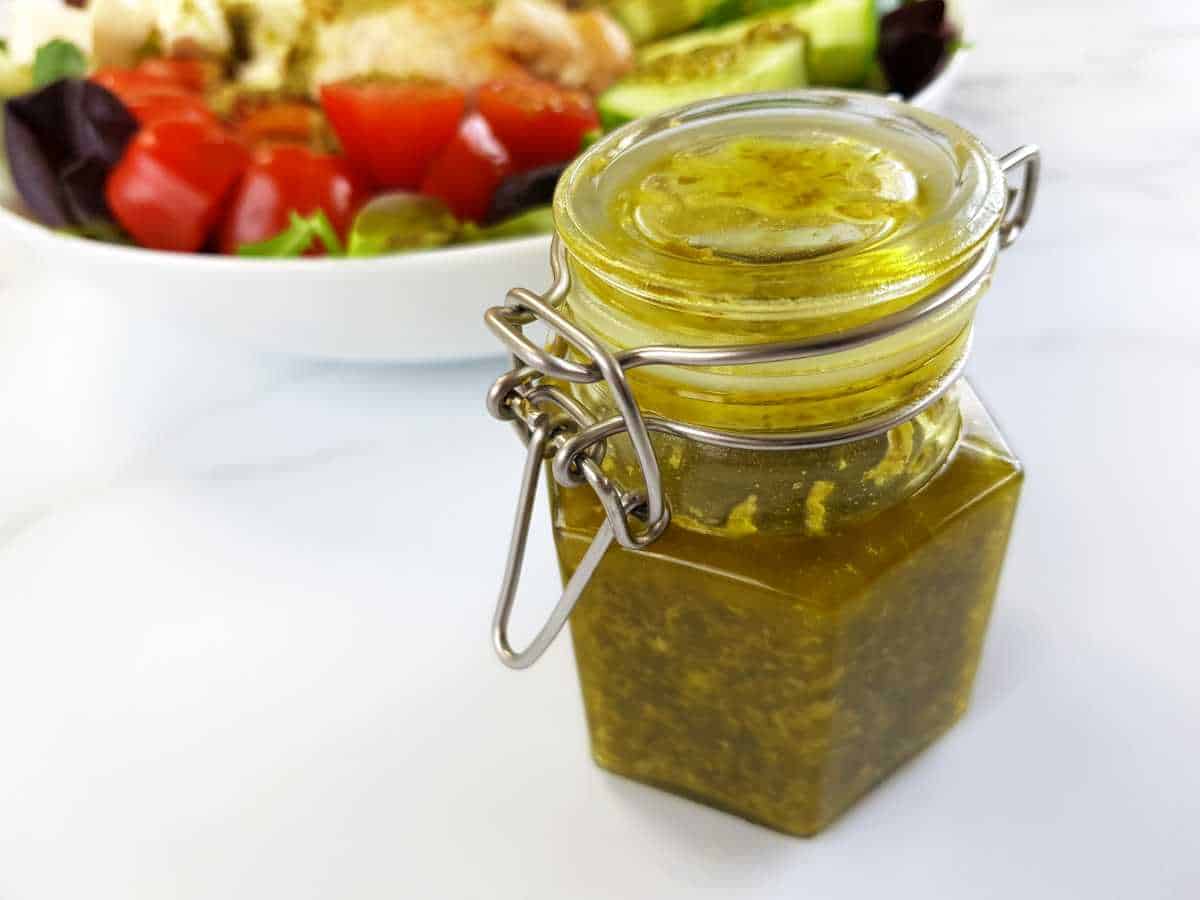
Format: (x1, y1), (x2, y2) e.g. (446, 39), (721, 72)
(555, 90), (1008, 326)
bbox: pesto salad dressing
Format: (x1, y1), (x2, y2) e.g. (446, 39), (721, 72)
(526, 93), (1026, 836)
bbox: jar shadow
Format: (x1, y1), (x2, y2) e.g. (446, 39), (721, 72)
(968, 606), (1051, 717)
(595, 767), (808, 857)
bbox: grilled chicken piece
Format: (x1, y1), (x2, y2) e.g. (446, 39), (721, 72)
(89, 0), (238, 66)
(53, 0), (632, 97)
(223, 0), (309, 90)
(491, 0), (634, 93)
(307, 0), (526, 93)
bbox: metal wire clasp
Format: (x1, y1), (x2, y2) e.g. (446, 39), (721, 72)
(485, 245), (672, 669)
(485, 144), (1041, 670)
(998, 146), (1041, 249)
(491, 412), (647, 669)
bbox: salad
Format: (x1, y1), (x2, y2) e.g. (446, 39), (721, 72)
(0, 0), (959, 259)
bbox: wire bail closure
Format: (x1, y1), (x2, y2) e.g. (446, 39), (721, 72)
(486, 145), (1041, 670)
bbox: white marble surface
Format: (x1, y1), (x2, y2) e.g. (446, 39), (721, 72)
(2, 2), (1200, 898)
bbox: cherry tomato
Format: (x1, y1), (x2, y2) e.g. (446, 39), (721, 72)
(93, 59), (212, 100)
(94, 67), (167, 97)
(234, 102), (324, 147)
(219, 145), (366, 254)
(122, 90), (219, 127)
(93, 59), (219, 126)
(420, 113), (513, 223)
(319, 80), (466, 189)
(476, 78), (599, 170)
(134, 58), (217, 92)
(107, 118), (251, 252)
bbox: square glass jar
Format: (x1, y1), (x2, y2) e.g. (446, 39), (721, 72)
(489, 91), (1037, 837)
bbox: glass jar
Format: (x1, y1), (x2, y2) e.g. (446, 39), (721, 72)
(486, 91), (1040, 837)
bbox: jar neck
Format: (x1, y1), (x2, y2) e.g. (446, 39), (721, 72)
(564, 247), (991, 439)
(573, 381), (962, 538)
(560, 242), (988, 537)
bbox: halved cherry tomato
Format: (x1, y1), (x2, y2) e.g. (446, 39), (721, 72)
(219, 145), (366, 254)
(420, 114), (512, 223)
(107, 118), (251, 252)
(93, 59), (219, 126)
(121, 90), (219, 127)
(234, 102), (324, 147)
(134, 58), (217, 92)
(319, 80), (466, 189)
(476, 78), (599, 170)
(93, 59), (212, 101)
(93, 67), (179, 105)
(93, 68), (163, 96)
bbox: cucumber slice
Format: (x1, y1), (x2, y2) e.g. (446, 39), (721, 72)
(787, 0), (877, 86)
(347, 193), (460, 257)
(640, 0), (877, 87)
(606, 0), (728, 44)
(599, 35), (807, 130)
(462, 206), (556, 244)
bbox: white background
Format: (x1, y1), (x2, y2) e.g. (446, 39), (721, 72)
(2, 1), (1199, 898)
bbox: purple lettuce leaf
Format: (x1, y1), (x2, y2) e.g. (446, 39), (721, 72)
(4, 78), (138, 228)
(879, 0), (956, 98)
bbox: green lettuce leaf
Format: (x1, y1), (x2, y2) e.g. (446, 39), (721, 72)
(237, 211), (345, 258)
(32, 39), (88, 89)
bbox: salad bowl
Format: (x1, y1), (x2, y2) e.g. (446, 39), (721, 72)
(0, 4), (967, 363)
(0, 192), (552, 361)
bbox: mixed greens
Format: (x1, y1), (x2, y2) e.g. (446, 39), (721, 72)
(0, 0), (960, 259)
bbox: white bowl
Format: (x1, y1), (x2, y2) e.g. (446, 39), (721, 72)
(0, 202), (554, 361)
(0, 45), (966, 362)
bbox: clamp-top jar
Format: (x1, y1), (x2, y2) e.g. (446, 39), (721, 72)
(486, 91), (1039, 837)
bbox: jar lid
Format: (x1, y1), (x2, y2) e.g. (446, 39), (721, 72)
(555, 91), (1007, 332)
